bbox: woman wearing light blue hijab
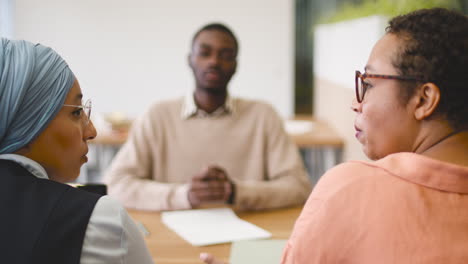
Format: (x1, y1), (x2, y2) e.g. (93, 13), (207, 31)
(0, 38), (153, 264)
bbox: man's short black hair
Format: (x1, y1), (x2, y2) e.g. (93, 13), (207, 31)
(191, 23), (239, 54)
(386, 8), (468, 131)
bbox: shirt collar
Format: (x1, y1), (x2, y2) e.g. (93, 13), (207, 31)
(376, 152), (468, 194)
(181, 91), (236, 119)
(0, 153), (49, 180)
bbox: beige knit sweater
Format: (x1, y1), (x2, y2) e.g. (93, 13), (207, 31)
(104, 97), (311, 211)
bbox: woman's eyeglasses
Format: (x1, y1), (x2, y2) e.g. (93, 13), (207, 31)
(355, 70), (425, 103)
(63, 99), (92, 125)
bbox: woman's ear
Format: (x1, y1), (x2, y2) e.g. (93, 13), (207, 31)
(413, 82), (441, 121)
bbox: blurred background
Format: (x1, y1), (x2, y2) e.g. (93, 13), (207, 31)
(1, 0), (467, 182)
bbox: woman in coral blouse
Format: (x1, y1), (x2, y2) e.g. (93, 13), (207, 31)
(202, 7), (468, 264)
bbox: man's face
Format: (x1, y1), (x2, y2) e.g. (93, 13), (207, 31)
(189, 30), (237, 93)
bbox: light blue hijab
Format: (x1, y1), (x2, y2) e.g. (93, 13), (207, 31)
(0, 38), (75, 154)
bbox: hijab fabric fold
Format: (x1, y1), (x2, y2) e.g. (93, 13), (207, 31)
(0, 38), (75, 154)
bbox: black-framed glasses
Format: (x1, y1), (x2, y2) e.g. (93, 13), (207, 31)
(63, 99), (92, 125)
(355, 70), (426, 103)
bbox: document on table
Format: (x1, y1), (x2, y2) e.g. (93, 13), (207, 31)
(230, 239), (287, 264)
(161, 208), (271, 246)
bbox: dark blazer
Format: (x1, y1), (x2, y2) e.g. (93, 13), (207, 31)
(0, 159), (101, 264)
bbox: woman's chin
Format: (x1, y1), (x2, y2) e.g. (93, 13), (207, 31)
(54, 170), (81, 183)
(363, 146), (378, 161)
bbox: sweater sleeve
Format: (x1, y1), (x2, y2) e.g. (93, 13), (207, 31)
(103, 108), (192, 211)
(234, 105), (312, 210)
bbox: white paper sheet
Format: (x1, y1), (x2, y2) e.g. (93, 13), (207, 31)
(161, 208), (271, 246)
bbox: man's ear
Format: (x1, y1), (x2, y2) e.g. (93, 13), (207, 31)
(233, 59), (238, 74)
(187, 53), (193, 69)
(413, 82), (441, 121)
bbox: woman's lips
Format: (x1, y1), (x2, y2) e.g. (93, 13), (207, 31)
(354, 125), (362, 140)
(81, 149), (89, 163)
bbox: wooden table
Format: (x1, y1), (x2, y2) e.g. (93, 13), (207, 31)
(290, 116), (343, 148)
(128, 206), (302, 264)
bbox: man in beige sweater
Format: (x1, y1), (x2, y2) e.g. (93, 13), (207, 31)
(104, 23), (311, 211)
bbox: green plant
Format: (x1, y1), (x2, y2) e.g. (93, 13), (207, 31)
(321, 0), (461, 23)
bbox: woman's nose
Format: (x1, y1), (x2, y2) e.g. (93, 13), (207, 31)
(84, 120), (97, 141)
(350, 98), (361, 113)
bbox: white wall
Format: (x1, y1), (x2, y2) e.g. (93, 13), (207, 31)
(314, 15), (387, 89)
(0, 0), (14, 38)
(14, 0), (294, 118)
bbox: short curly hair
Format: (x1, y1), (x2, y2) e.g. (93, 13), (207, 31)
(386, 8), (468, 131)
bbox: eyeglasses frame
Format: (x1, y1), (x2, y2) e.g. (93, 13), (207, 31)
(63, 99), (92, 125)
(355, 70), (426, 103)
